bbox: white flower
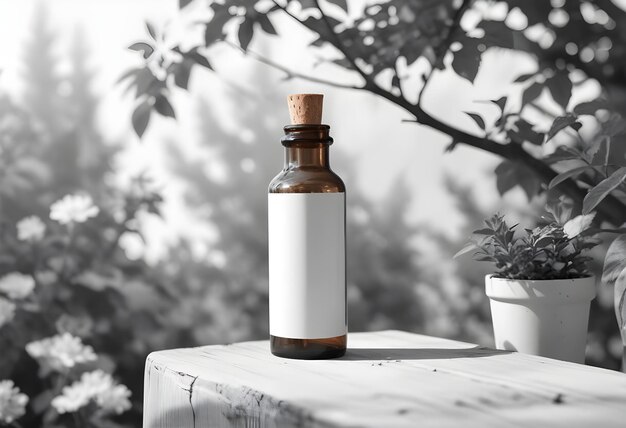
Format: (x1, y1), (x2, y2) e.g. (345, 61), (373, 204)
(0, 273), (35, 299)
(0, 298), (15, 329)
(118, 231), (145, 261)
(50, 194), (100, 225)
(94, 383), (132, 414)
(0, 380), (28, 424)
(17, 216), (46, 241)
(52, 370), (131, 415)
(26, 333), (97, 372)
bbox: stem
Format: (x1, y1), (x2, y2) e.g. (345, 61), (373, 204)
(60, 224), (76, 281)
(223, 40), (360, 90)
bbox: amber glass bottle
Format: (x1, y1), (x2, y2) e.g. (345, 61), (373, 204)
(268, 124), (347, 359)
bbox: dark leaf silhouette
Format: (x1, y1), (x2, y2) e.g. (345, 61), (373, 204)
(546, 114), (581, 142)
(128, 42), (154, 59)
(549, 166), (593, 189)
(464, 112), (486, 130)
(154, 94), (176, 118)
(238, 18), (255, 51)
(451, 41), (481, 83)
(546, 73), (572, 108)
(132, 101), (151, 137)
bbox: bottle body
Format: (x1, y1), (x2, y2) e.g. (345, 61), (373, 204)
(268, 125), (347, 359)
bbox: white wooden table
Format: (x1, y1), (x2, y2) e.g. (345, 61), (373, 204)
(143, 330), (626, 427)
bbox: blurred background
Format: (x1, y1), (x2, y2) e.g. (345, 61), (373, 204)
(0, 0), (623, 426)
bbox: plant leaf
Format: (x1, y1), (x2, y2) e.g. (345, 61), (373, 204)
(128, 42), (154, 59)
(132, 101), (151, 138)
(582, 167), (626, 214)
(491, 96), (507, 113)
(546, 114), (581, 142)
(154, 94), (176, 118)
(574, 100), (609, 116)
(238, 18), (255, 51)
(546, 73), (572, 108)
(602, 235), (626, 287)
(257, 15), (277, 35)
(451, 40), (481, 83)
(513, 72), (535, 83)
(563, 213), (596, 238)
(186, 50), (213, 70)
(495, 160), (541, 200)
(146, 22), (157, 39)
(205, 6), (231, 46)
(543, 145), (583, 164)
(173, 60), (193, 89)
(453, 242), (477, 258)
(521, 82), (543, 106)
(615, 269), (626, 340)
(548, 165), (593, 189)
(509, 118), (544, 145)
(464, 112), (486, 130)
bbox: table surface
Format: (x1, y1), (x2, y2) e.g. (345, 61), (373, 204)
(143, 330), (626, 428)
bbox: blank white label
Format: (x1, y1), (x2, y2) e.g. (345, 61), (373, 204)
(268, 192), (346, 339)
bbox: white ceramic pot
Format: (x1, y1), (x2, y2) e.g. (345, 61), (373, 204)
(485, 275), (596, 364)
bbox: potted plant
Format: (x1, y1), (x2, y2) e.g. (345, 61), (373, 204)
(457, 204), (599, 363)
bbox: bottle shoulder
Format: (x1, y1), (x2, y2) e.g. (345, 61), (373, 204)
(269, 167), (345, 193)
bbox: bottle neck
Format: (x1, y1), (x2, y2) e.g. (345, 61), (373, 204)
(285, 144), (329, 168)
(281, 124), (333, 170)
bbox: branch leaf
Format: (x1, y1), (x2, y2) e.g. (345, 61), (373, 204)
(451, 40), (481, 83)
(132, 101), (152, 138)
(154, 94), (176, 118)
(187, 51), (213, 70)
(128, 42), (154, 59)
(495, 160), (541, 200)
(546, 114), (581, 142)
(548, 165), (593, 189)
(513, 72), (535, 83)
(603, 235), (626, 288)
(582, 167), (626, 214)
(205, 6), (232, 46)
(173, 60), (193, 89)
(464, 112), (486, 130)
(257, 15), (277, 35)
(491, 96), (507, 113)
(521, 82), (543, 106)
(574, 100), (609, 116)
(546, 73), (572, 108)
(146, 22), (157, 40)
(543, 145), (583, 164)
(238, 18), (255, 51)
(603, 235), (626, 336)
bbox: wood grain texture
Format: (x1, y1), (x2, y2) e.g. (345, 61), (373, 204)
(143, 330), (626, 428)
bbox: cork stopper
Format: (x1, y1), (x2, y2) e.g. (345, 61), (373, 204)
(287, 94), (323, 125)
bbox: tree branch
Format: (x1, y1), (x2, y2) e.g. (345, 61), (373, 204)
(223, 40), (361, 90)
(266, 0), (626, 226)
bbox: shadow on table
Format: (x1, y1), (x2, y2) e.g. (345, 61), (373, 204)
(340, 346), (512, 361)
